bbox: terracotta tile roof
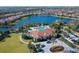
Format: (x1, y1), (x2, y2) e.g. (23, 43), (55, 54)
(30, 28), (54, 38)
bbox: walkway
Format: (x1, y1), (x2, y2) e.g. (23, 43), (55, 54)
(19, 33), (29, 44)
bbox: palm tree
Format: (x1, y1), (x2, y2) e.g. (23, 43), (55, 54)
(75, 39), (79, 45)
(28, 41), (33, 53)
(51, 37), (56, 44)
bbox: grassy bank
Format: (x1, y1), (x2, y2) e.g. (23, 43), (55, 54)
(52, 15), (79, 20)
(0, 33), (30, 53)
(12, 17), (28, 25)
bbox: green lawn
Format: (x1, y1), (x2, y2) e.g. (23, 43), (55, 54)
(60, 37), (76, 48)
(0, 33), (30, 53)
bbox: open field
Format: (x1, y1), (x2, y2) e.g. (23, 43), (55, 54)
(0, 33), (30, 53)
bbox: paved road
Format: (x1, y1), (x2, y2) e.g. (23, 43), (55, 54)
(39, 39), (77, 53)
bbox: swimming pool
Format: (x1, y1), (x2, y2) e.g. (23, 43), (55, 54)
(35, 26), (46, 31)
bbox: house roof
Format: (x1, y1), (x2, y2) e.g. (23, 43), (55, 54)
(30, 27), (54, 38)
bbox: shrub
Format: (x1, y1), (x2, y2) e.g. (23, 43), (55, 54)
(74, 40), (79, 45)
(50, 45), (64, 52)
(22, 34), (32, 40)
(28, 41), (37, 53)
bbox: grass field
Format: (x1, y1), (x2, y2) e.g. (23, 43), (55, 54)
(0, 33), (30, 53)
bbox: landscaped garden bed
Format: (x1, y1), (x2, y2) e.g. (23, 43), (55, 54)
(50, 45), (64, 52)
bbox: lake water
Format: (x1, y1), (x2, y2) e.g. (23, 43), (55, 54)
(0, 16), (73, 32)
(0, 27), (9, 32)
(15, 16), (72, 28)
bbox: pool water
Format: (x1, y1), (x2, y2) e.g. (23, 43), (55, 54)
(35, 26), (46, 30)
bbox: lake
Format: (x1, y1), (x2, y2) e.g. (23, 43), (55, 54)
(15, 16), (72, 28)
(0, 16), (73, 32)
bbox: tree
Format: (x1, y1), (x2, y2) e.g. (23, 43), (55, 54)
(28, 22), (35, 27)
(51, 38), (56, 43)
(28, 41), (37, 53)
(22, 34), (32, 40)
(75, 39), (79, 45)
(28, 41), (33, 52)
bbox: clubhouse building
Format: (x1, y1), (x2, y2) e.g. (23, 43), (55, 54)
(28, 26), (55, 41)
